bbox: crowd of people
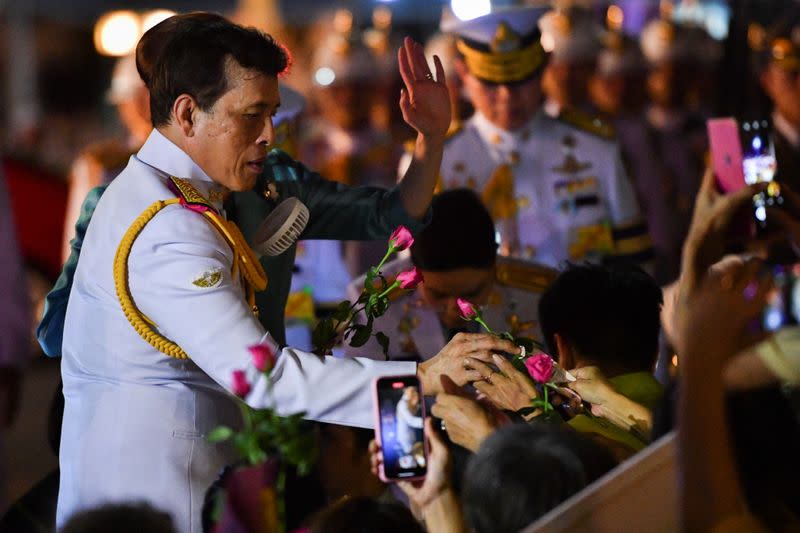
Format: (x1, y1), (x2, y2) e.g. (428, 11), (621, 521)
(3, 0), (800, 532)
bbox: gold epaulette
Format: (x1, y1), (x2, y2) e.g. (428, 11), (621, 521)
(495, 258), (557, 293)
(169, 177), (217, 212)
(557, 109), (616, 140)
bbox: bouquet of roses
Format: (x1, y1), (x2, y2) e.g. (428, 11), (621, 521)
(311, 225), (424, 357)
(208, 344), (317, 533)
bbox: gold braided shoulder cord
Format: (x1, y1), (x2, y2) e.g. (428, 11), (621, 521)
(113, 192), (268, 360)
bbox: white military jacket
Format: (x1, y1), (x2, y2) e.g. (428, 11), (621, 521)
(57, 130), (413, 532)
(439, 110), (651, 267)
(343, 256), (553, 361)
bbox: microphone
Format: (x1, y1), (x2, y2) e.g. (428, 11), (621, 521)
(251, 197), (310, 257)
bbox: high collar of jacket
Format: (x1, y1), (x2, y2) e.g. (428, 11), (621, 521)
(136, 129), (229, 211)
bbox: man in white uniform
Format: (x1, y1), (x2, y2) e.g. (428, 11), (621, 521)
(57, 16), (517, 532)
(440, 2), (653, 268)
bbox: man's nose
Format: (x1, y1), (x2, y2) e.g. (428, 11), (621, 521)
(496, 83), (513, 100)
(257, 117), (274, 147)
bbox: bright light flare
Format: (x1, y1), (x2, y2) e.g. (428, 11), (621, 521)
(451, 0), (491, 22)
(94, 11), (140, 57)
(315, 67), (336, 86)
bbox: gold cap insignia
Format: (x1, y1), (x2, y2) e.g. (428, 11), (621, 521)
(491, 22), (522, 54)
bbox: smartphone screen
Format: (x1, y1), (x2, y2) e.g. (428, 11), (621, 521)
(374, 376), (427, 481)
(763, 264), (800, 332)
(740, 119), (783, 228)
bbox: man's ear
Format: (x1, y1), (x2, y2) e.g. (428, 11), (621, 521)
(172, 94), (197, 137)
(553, 333), (576, 370)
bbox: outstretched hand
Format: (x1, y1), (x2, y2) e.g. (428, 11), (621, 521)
(397, 36), (451, 140)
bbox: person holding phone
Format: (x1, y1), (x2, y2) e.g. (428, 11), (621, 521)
(752, 11), (800, 192)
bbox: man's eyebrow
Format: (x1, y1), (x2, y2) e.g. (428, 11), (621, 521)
(245, 101), (281, 110)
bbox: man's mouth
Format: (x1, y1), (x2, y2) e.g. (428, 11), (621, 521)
(246, 158), (266, 173)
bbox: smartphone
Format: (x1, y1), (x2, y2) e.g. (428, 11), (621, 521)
(708, 117), (783, 229)
(740, 119), (782, 229)
(373, 375), (427, 482)
(708, 118), (746, 193)
(763, 263), (800, 332)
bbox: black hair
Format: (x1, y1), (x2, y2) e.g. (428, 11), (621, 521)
(143, 13), (289, 127)
(136, 12), (231, 86)
(309, 497), (425, 533)
(410, 188), (498, 271)
(538, 262), (662, 373)
(61, 502), (175, 533)
(462, 423), (615, 533)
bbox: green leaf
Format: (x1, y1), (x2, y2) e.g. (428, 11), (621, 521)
(349, 324), (372, 347)
(247, 447), (268, 466)
(332, 300), (352, 322)
(207, 426), (233, 443)
(366, 293), (379, 316)
(365, 267), (379, 288)
(375, 331), (390, 357)
(372, 296), (389, 318)
(311, 319), (336, 352)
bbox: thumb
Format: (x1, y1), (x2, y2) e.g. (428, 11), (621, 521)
(425, 417), (445, 452)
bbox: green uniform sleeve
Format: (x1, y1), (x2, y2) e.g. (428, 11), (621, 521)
(264, 149), (431, 240)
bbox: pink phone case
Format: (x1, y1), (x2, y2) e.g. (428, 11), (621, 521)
(373, 375), (428, 483)
(707, 118), (746, 193)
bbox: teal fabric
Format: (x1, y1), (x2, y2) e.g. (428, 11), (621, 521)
(37, 149), (430, 355)
(37, 186), (106, 357)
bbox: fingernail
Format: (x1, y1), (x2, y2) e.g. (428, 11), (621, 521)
(492, 354), (503, 364)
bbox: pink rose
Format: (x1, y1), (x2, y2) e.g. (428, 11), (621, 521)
(396, 267), (424, 289)
(457, 298), (477, 319)
(389, 226), (414, 251)
(249, 343), (277, 373)
(525, 354), (555, 384)
(231, 370), (252, 398)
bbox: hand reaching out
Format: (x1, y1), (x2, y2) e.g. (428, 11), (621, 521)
(471, 354), (539, 413)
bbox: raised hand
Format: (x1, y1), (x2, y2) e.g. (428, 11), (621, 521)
(397, 36), (451, 140)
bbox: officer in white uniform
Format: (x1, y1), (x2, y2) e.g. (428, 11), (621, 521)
(440, 2), (653, 269)
(57, 15), (505, 533)
(345, 189), (554, 362)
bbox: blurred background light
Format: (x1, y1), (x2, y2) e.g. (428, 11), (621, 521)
(94, 10), (140, 56)
(314, 67), (336, 86)
(142, 9), (177, 33)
